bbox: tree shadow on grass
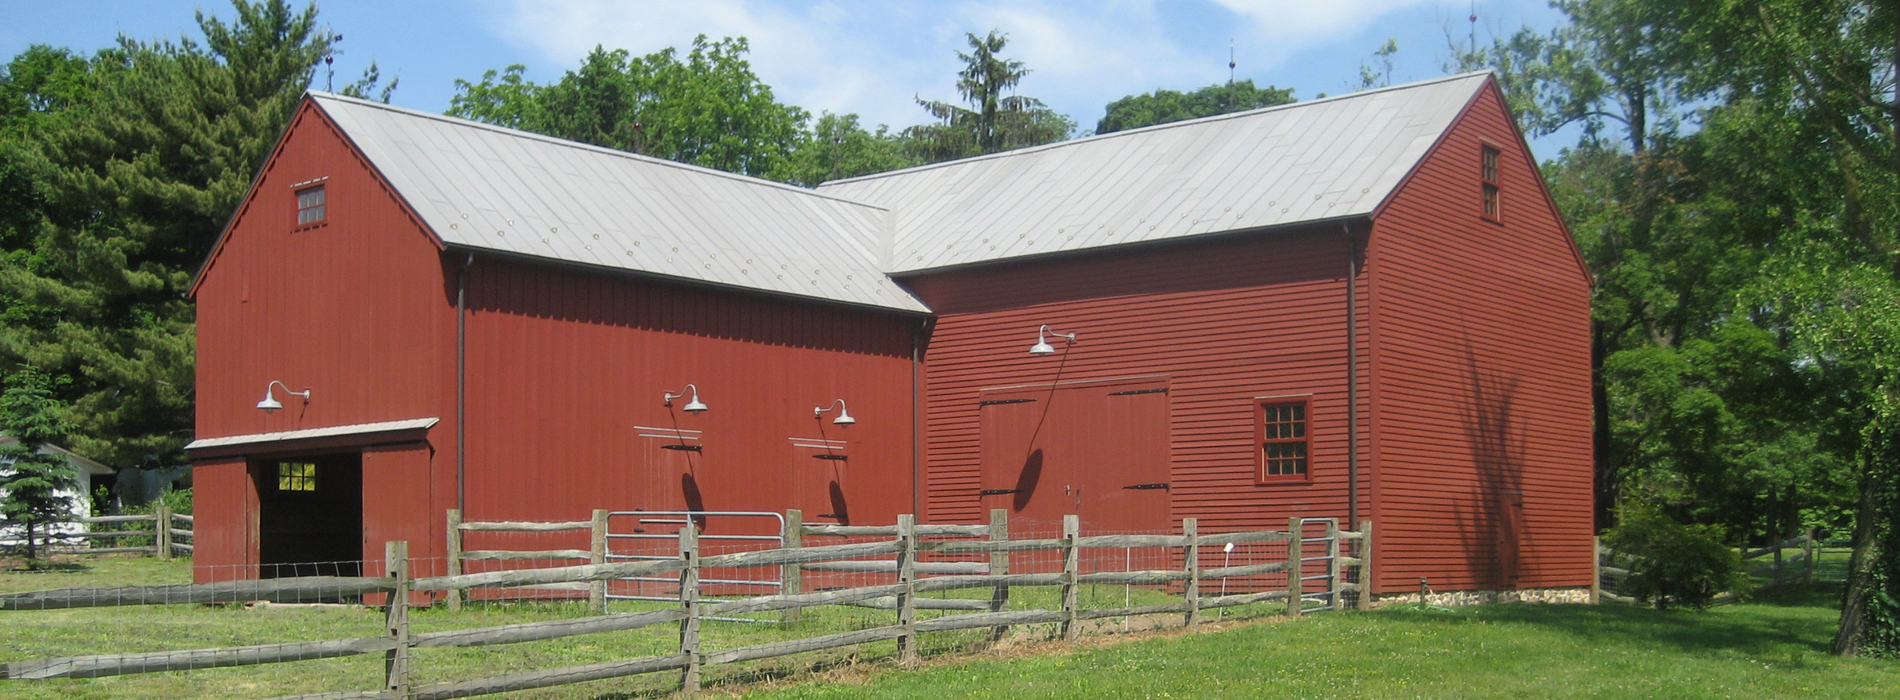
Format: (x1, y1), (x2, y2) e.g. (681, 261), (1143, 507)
(1372, 589), (1840, 658)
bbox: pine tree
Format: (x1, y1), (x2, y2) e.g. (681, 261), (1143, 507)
(0, 367), (75, 565)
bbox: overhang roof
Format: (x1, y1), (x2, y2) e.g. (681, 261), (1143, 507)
(819, 73), (1488, 274)
(310, 95), (927, 313)
(184, 418), (438, 458)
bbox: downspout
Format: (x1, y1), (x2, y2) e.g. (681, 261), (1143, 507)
(1345, 223), (1360, 528)
(457, 252), (474, 514)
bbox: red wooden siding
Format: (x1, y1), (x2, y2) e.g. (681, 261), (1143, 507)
(1367, 82), (1594, 593)
(459, 257), (920, 534)
(192, 103), (458, 581)
(908, 226), (1368, 538)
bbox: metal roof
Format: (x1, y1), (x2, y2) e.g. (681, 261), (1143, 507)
(310, 95), (927, 313)
(183, 418), (440, 452)
(818, 73), (1489, 274)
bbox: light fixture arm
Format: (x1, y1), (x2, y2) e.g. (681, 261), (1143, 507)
(814, 399), (856, 425)
(257, 380), (311, 412)
(663, 384), (709, 413)
(1038, 325), (1077, 344)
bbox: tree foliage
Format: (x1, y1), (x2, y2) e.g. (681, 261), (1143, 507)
(0, 367), (77, 563)
(450, 37), (808, 178)
(904, 31), (1073, 162)
(774, 112), (919, 187)
(1095, 80), (1295, 135)
(0, 0), (333, 469)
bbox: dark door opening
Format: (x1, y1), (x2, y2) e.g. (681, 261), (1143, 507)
(254, 453), (363, 578)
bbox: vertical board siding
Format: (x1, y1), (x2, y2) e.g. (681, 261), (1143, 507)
(193, 104), (458, 579)
(910, 226), (1369, 538)
(1368, 84), (1594, 593)
(461, 257), (920, 532)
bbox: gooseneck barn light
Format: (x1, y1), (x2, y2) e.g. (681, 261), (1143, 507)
(663, 384), (709, 413)
(814, 399), (856, 426)
(256, 380), (311, 413)
(1029, 325), (1078, 355)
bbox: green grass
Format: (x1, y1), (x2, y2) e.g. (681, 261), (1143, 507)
(738, 584), (1891, 700)
(1, 556), (1890, 699)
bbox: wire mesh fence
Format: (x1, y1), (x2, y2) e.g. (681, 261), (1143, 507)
(0, 510), (1371, 699)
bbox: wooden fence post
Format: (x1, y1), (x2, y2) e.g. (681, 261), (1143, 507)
(1326, 519), (1343, 611)
(1286, 517), (1303, 618)
(678, 523), (701, 696)
(1804, 527), (1816, 585)
(1591, 535), (1602, 605)
(782, 509), (803, 626)
(1060, 514), (1080, 641)
(590, 509), (609, 614)
(1183, 518), (1200, 627)
(384, 540), (412, 699)
(896, 514), (918, 665)
(445, 509), (463, 611)
(1357, 519), (1374, 610)
(1774, 533), (1785, 584)
(154, 502), (172, 561)
(987, 508), (1010, 643)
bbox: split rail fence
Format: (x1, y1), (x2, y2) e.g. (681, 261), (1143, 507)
(0, 511), (1370, 699)
(10, 504), (193, 559)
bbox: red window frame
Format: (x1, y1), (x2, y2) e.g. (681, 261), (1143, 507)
(294, 180), (327, 229)
(1480, 144), (1502, 223)
(1256, 396), (1313, 483)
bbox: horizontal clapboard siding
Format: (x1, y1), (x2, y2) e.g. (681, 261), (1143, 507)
(908, 223), (1367, 536)
(1367, 84), (1594, 594)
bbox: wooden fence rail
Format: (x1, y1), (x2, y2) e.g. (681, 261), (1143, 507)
(19, 506), (194, 560)
(0, 511), (1373, 700)
(1596, 528), (1853, 603)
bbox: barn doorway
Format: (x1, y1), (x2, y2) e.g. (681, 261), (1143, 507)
(254, 453), (363, 578)
(978, 377), (1172, 533)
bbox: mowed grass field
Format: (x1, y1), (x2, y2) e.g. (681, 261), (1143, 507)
(1, 556), (1893, 699)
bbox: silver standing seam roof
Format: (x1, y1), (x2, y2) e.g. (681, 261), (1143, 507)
(302, 73), (1487, 311)
(819, 73), (1489, 274)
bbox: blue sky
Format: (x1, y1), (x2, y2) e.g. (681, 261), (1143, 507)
(3, 0), (1571, 157)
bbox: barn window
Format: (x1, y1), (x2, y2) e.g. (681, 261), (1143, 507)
(1257, 398), (1311, 482)
(277, 462), (318, 492)
(1480, 145), (1501, 222)
(296, 184), (327, 226)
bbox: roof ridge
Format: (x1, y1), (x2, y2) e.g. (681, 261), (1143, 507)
(821, 71), (1492, 189)
(307, 91), (889, 212)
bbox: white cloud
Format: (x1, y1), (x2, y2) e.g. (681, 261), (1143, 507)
(486, 0), (1456, 132)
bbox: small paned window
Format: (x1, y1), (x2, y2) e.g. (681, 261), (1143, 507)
(1257, 399), (1311, 482)
(277, 462), (318, 492)
(296, 185), (327, 225)
(1480, 145), (1501, 222)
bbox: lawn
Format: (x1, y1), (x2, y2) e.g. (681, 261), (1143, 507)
(0, 555), (1891, 699)
(737, 584), (1892, 700)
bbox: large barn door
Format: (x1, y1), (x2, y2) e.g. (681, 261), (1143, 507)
(253, 452), (362, 578)
(790, 438), (850, 525)
(978, 379), (1171, 534)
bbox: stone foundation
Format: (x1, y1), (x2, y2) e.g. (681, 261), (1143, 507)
(1371, 586), (1593, 608)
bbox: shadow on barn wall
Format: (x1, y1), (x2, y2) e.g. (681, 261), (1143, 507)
(1451, 319), (1527, 589)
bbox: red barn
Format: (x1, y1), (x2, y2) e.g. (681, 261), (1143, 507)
(188, 72), (1592, 597)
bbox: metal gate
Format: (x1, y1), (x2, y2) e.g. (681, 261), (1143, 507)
(604, 510), (784, 621)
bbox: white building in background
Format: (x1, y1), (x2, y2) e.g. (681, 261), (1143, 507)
(0, 436), (114, 546)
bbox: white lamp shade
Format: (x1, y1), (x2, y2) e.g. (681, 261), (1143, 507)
(1029, 341), (1056, 355)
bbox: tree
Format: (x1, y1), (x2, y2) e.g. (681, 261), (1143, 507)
(1359, 38), (1401, 89)
(449, 37), (808, 179)
(774, 112), (919, 187)
(1095, 80), (1294, 135)
(0, 0), (335, 468)
(0, 367), (76, 565)
(905, 30), (1073, 162)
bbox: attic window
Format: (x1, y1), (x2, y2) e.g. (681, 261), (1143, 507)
(1480, 145), (1501, 222)
(296, 184), (327, 226)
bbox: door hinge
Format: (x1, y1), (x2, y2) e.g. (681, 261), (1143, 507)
(979, 488), (1022, 495)
(811, 454), (849, 461)
(979, 398), (1037, 406)
(660, 444), (702, 452)
(1122, 482), (1170, 490)
(1107, 387), (1169, 396)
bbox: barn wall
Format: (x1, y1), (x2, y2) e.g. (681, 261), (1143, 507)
(1367, 82), (1594, 593)
(192, 103), (458, 579)
(459, 257), (921, 538)
(907, 225), (1368, 538)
